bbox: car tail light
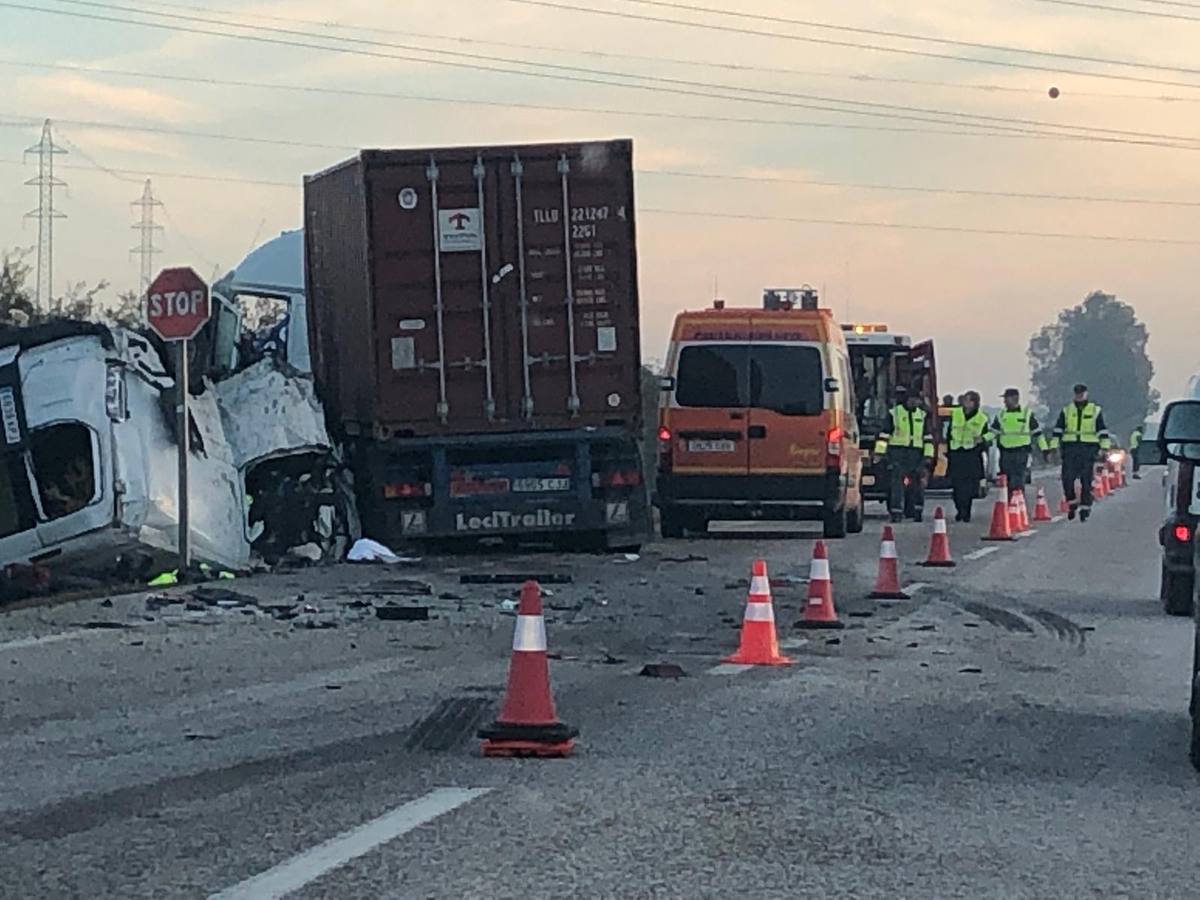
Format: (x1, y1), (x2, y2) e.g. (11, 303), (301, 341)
(383, 481), (430, 499)
(1175, 524), (1192, 543)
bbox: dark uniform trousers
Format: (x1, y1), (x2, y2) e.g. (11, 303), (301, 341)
(888, 446), (926, 517)
(998, 448), (1029, 496)
(1061, 443), (1097, 509)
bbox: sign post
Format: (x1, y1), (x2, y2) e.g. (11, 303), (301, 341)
(146, 267), (211, 576)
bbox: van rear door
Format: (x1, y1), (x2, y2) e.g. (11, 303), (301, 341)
(746, 342), (827, 485)
(668, 339), (751, 479)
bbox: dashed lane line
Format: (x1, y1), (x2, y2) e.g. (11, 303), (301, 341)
(963, 547), (1000, 561)
(209, 787), (492, 900)
(706, 663), (755, 676)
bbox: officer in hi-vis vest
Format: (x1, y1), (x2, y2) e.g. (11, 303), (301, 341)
(1050, 383), (1111, 522)
(991, 388), (1049, 498)
(946, 390), (994, 523)
(875, 387), (936, 524)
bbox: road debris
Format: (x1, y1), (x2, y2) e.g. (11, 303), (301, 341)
(359, 578), (432, 597)
(346, 538), (419, 565)
(640, 663), (687, 679)
(376, 604), (430, 621)
(460, 573), (574, 585)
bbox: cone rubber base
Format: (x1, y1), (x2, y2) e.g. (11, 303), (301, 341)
(478, 721), (578, 743)
(919, 560), (957, 568)
(796, 619), (845, 630)
(722, 651), (793, 665)
(482, 738), (576, 758)
(869, 590), (911, 600)
(982, 535), (1015, 542)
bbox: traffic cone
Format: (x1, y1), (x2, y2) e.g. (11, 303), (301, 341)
(1093, 473), (1106, 500)
(1007, 493), (1022, 534)
(1034, 487), (1052, 522)
(984, 478), (1015, 541)
(725, 560), (793, 662)
(478, 581), (578, 757)
(1015, 490), (1031, 532)
(798, 541), (845, 628)
(1058, 495), (1070, 515)
(920, 507), (956, 567)
(869, 526), (909, 599)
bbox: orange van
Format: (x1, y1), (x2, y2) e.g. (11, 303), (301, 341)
(655, 290), (865, 538)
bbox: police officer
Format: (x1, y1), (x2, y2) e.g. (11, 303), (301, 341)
(1051, 383), (1111, 522)
(875, 386), (936, 524)
(991, 388), (1048, 497)
(946, 390), (993, 523)
(1130, 425), (1145, 479)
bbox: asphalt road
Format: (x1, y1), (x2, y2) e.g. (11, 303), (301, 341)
(2, 472), (1196, 899)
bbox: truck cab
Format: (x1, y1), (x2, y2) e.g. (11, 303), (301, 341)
(655, 289), (865, 539)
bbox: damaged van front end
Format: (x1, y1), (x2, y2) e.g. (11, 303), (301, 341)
(0, 321), (341, 579)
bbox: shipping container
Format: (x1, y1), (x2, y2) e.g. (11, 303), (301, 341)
(304, 138), (642, 437)
(303, 139), (649, 549)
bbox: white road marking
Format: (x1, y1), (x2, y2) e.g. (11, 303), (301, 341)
(209, 787), (491, 900)
(963, 547), (1000, 562)
(778, 637), (810, 650)
(0, 629), (94, 654)
(1018, 529), (1038, 537)
(904, 582), (930, 596)
(1051, 515), (1066, 523)
(707, 663), (755, 676)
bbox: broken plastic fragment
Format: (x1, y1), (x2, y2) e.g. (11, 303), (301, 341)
(347, 538), (420, 565)
(148, 570), (179, 586)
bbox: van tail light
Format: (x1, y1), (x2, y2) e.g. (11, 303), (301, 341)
(658, 426), (671, 442)
(825, 426), (844, 466)
(1175, 524), (1192, 544)
(658, 425), (673, 474)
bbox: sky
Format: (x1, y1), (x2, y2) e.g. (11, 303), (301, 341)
(1, 0), (1198, 405)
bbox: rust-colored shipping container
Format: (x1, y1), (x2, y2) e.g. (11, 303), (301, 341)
(303, 140), (649, 549)
(304, 138), (642, 438)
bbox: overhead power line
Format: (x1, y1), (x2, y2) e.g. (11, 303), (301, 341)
(6, 2), (1200, 150)
(499, 0), (1200, 90)
(639, 207), (1200, 246)
(102, 0), (1200, 103)
(1032, 0), (1200, 19)
(570, 0), (1200, 74)
(6, 152), (1199, 209)
(5, 58), (1200, 153)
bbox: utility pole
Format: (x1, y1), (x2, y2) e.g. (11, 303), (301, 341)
(23, 119), (67, 315)
(130, 179), (163, 293)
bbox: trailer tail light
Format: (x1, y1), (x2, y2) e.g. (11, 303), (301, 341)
(383, 481), (431, 499)
(1175, 524), (1191, 544)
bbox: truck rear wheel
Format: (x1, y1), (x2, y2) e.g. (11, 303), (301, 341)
(1161, 560), (1194, 617)
(823, 504), (848, 539)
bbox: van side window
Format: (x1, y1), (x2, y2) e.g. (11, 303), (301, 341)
(676, 345), (749, 408)
(29, 423), (97, 520)
(749, 346), (823, 416)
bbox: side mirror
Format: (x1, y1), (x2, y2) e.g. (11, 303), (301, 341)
(824, 377), (840, 393)
(659, 376), (676, 392)
(1158, 400), (1200, 462)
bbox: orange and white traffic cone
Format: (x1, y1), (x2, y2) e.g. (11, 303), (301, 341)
(798, 541), (844, 628)
(1033, 487), (1052, 523)
(1015, 489), (1031, 533)
(725, 560), (793, 663)
(479, 581), (578, 757)
(1093, 473), (1106, 500)
(984, 477), (1015, 541)
(869, 526), (909, 599)
(1007, 493), (1023, 534)
(920, 507), (956, 568)
(1058, 495), (1070, 515)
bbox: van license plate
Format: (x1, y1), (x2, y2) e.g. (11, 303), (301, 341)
(688, 440), (736, 453)
(862, 475), (876, 486)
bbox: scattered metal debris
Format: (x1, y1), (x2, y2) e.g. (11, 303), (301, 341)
(640, 663), (687, 679)
(376, 605), (430, 622)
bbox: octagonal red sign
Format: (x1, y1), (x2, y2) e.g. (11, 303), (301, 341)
(146, 266), (211, 341)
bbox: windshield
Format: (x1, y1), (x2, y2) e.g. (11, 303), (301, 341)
(675, 344), (823, 415)
(850, 347), (902, 434)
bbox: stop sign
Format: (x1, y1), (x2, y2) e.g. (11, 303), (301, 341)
(146, 267), (211, 341)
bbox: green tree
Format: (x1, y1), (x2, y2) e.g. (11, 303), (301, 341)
(1028, 291), (1160, 440)
(0, 247), (35, 324)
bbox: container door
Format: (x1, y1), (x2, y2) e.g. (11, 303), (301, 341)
(746, 342), (828, 482)
(667, 338), (751, 478)
(494, 144), (640, 428)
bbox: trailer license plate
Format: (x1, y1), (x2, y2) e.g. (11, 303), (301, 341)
(688, 440), (736, 453)
(512, 477), (571, 493)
